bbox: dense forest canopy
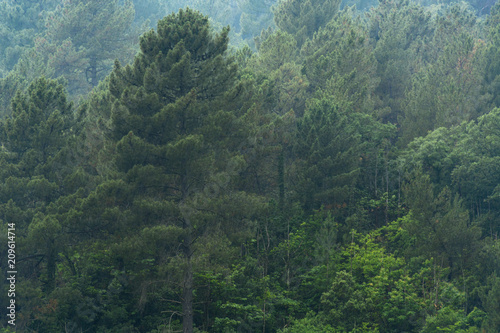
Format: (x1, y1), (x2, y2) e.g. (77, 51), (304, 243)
(1, 0), (500, 332)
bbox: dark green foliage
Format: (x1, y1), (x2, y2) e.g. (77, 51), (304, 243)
(479, 274), (500, 331)
(293, 97), (362, 211)
(88, 8), (261, 332)
(0, 78), (84, 330)
(1, 77), (73, 180)
(403, 171), (481, 276)
(292, 95), (394, 217)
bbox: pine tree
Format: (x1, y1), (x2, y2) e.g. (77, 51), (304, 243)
(273, 0), (341, 47)
(301, 10), (379, 115)
(238, 0), (277, 42)
(399, 5), (486, 146)
(293, 97), (361, 212)
(106, 8), (257, 332)
(37, 0), (138, 96)
(484, 1), (500, 109)
(0, 77), (75, 313)
(0, 0), (59, 75)
(367, 0), (434, 125)
(0, 49), (55, 118)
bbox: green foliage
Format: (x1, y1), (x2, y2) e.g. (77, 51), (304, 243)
(132, 0), (167, 25)
(1, 1), (499, 332)
(484, 1), (500, 108)
(37, 0), (138, 95)
(83, 8), (263, 332)
(278, 313), (336, 332)
(0, 0), (58, 75)
(0, 77), (85, 330)
(292, 95), (394, 213)
(421, 306), (485, 332)
(293, 97), (361, 211)
(238, 0), (277, 43)
(274, 0), (342, 47)
(404, 108), (500, 236)
(402, 170), (481, 277)
(399, 5), (486, 145)
(302, 11), (379, 114)
(368, 0), (434, 124)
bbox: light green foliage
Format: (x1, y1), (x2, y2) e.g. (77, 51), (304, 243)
(1, 56), (54, 109)
(322, 230), (416, 332)
(163, 0), (244, 46)
(255, 30), (297, 72)
(249, 29), (308, 116)
(341, 0), (378, 12)
(278, 314), (336, 332)
(131, 0), (167, 25)
(421, 306), (485, 332)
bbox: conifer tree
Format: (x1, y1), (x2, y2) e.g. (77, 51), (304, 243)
(399, 5), (486, 146)
(238, 0), (277, 42)
(484, 1), (500, 108)
(367, 0), (434, 124)
(0, 78), (76, 325)
(106, 8), (257, 332)
(0, 49), (55, 118)
(293, 98), (361, 212)
(0, 0), (58, 75)
(37, 0), (138, 96)
(301, 11), (379, 115)
(273, 0), (341, 47)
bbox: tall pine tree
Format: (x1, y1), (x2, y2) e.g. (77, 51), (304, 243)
(106, 8), (258, 332)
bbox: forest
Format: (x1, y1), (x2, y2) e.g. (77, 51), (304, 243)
(0, 0), (500, 332)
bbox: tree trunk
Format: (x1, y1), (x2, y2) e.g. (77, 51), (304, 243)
(181, 171), (194, 333)
(278, 146), (285, 213)
(46, 241), (56, 292)
(87, 57), (98, 87)
(182, 231), (194, 333)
